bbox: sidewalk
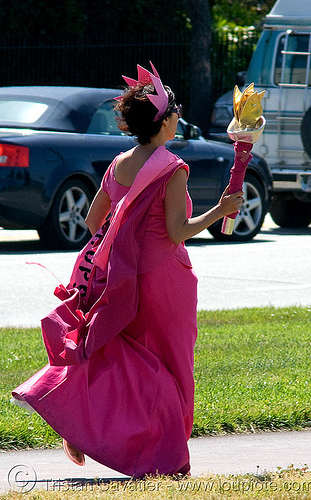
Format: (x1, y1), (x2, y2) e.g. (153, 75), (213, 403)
(2, 429), (311, 493)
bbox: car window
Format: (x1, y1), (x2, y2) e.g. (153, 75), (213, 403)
(86, 101), (125, 135)
(274, 34), (311, 86)
(175, 121), (185, 139)
(0, 101), (48, 124)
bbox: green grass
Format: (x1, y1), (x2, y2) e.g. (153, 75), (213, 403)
(194, 306), (311, 435)
(0, 328), (59, 449)
(1, 306), (311, 449)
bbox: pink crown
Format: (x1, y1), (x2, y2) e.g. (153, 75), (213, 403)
(115, 61), (169, 122)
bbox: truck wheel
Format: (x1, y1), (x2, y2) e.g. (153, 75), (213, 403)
(301, 107), (311, 158)
(38, 179), (92, 250)
(208, 174), (266, 242)
(270, 193), (311, 228)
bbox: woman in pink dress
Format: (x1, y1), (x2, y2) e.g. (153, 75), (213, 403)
(12, 63), (244, 477)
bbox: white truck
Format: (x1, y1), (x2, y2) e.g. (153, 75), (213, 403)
(212, 0), (311, 227)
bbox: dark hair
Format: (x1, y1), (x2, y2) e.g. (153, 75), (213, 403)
(115, 83), (176, 145)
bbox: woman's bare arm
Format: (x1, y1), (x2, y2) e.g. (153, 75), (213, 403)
(165, 168), (244, 245)
(85, 189), (111, 236)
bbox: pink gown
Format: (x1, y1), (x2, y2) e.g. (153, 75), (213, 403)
(12, 146), (198, 478)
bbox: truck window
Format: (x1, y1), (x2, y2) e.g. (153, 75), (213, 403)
(274, 34), (311, 86)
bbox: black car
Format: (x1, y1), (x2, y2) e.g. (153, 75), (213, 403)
(0, 86), (272, 249)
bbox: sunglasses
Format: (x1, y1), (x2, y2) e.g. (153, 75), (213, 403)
(171, 104), (183, 119)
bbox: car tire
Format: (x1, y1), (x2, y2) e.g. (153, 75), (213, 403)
(270, 193), (311, 228)
(207, 174), (266, 242)
(38, 179), (92, 250)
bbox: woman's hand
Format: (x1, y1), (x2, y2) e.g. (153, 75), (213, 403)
(217, 185), (244, 217)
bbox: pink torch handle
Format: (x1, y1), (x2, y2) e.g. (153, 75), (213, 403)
(221, 141), (253, 234)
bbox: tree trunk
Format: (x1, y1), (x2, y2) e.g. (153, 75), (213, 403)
(187, 0), (212, 137)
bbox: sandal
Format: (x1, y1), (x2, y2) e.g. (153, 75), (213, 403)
(63, 439), (85, 466)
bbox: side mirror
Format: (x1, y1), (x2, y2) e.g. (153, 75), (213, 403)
(184, 123), (202, 140)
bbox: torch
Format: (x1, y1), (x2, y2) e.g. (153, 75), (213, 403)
(221, 83), (266, 235)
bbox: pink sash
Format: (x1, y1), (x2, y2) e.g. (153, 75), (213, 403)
(93, 145), (184, 270)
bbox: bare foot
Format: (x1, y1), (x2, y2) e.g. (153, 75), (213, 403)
(63, 439), (85, 466)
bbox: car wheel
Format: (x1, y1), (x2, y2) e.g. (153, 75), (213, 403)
(270, 193), (311, 228)
(38, 179), (92, 250)
(208, 174), (266, 242)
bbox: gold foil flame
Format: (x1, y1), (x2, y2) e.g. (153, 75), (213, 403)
(233, 83), (265, 129)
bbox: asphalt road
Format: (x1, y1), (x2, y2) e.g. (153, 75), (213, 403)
(1, 215), (311, 328)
